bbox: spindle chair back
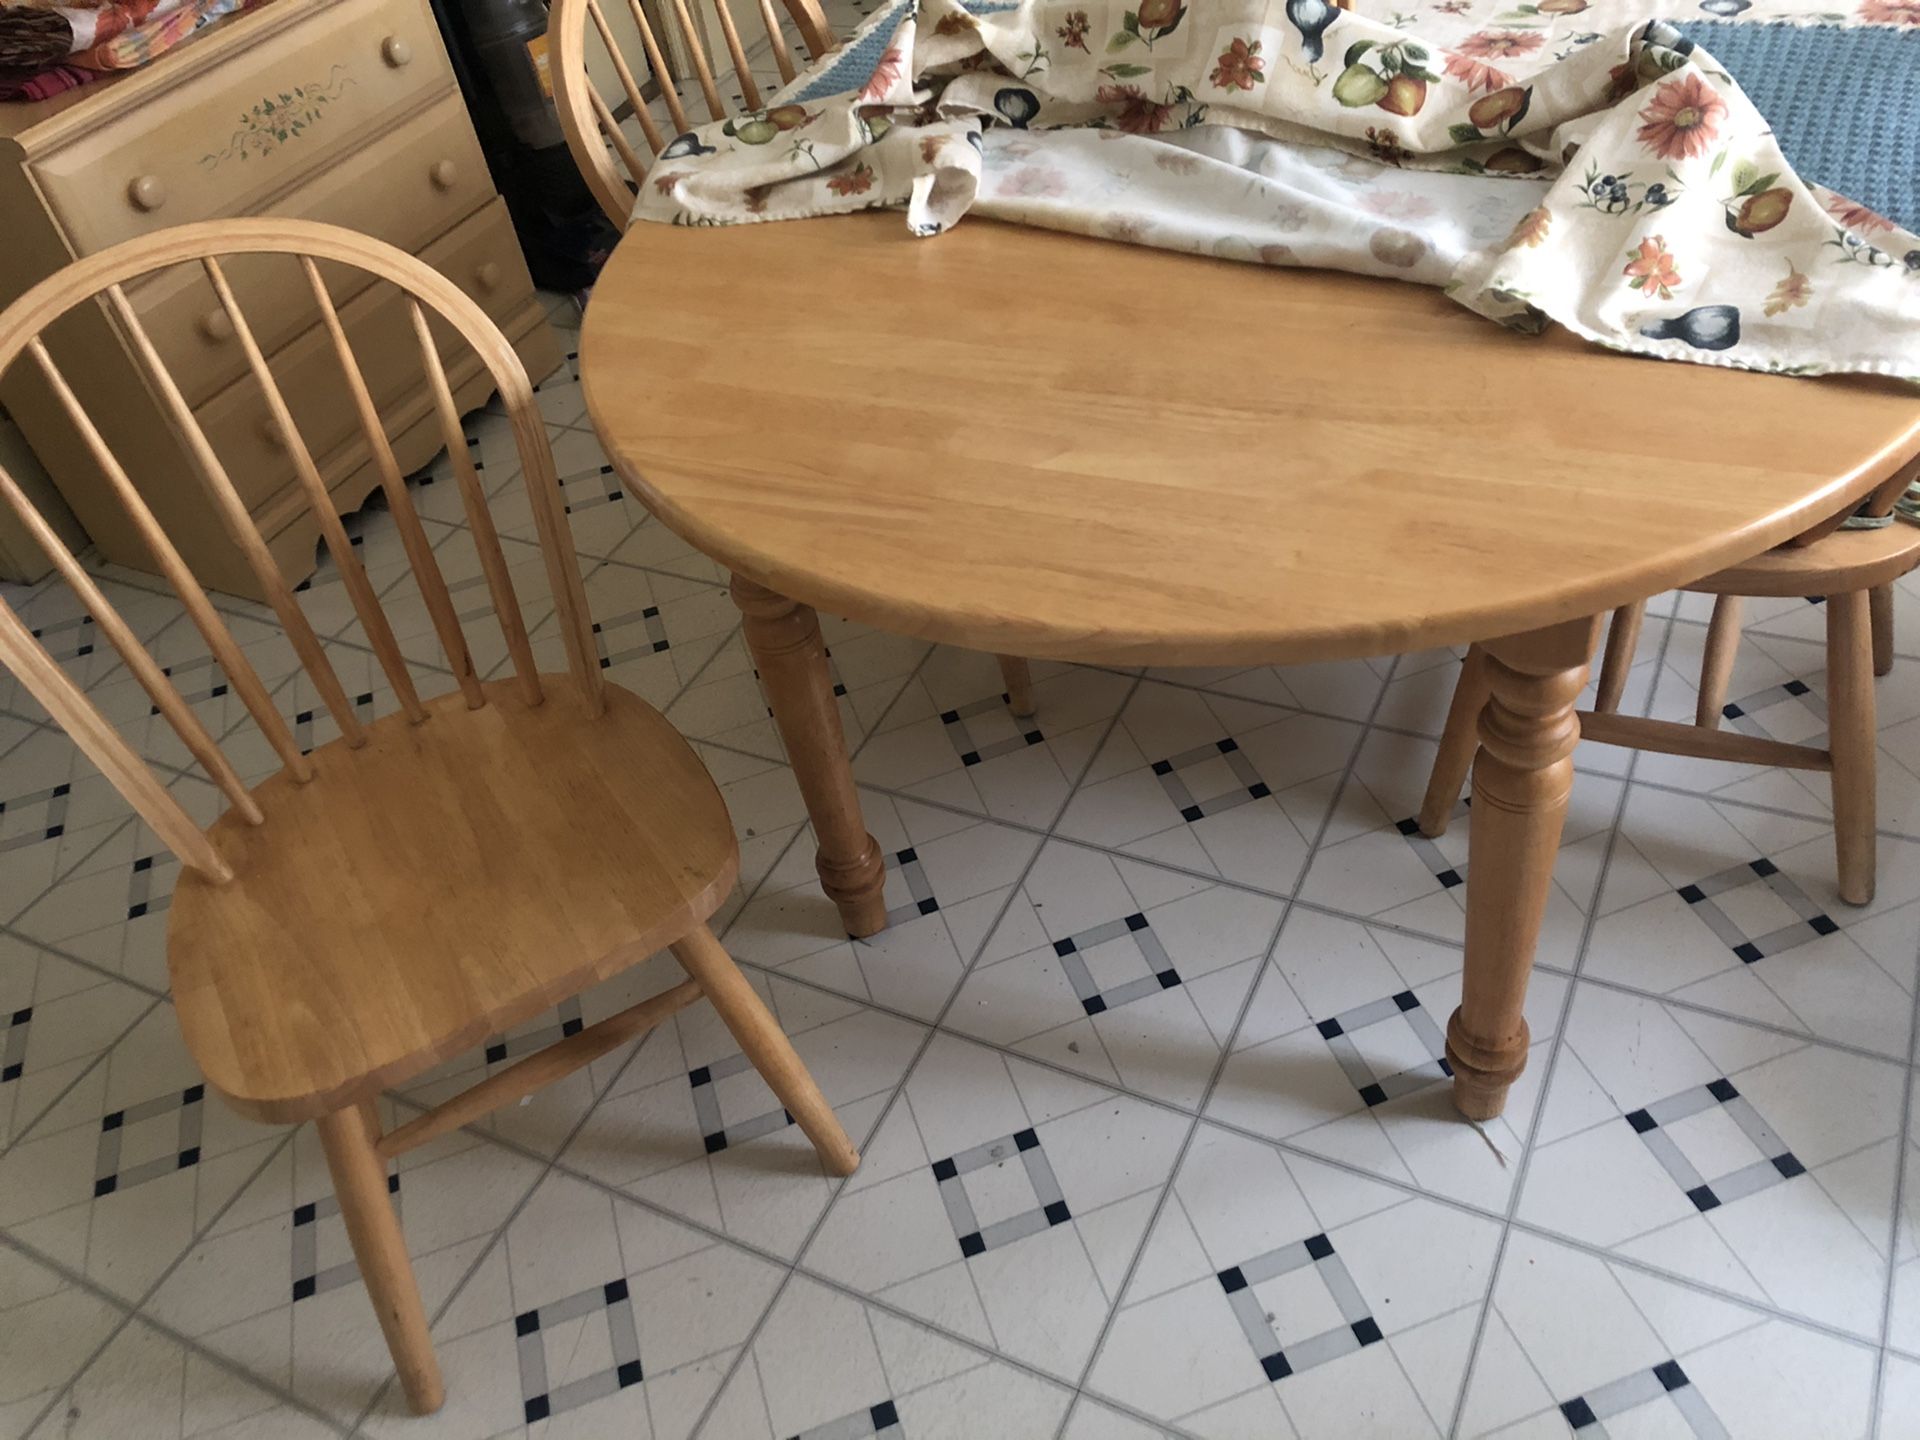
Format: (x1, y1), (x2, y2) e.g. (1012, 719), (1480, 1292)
(550, 0), (836, 228)
(0, 223), (600, 847)
(0, 217), (858, 1417)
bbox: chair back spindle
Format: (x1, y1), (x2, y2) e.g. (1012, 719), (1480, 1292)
(407, 299), (545, 707)
(0, 219), (607, 880)
(25, 335), (309, 784)
(302, 257), (483, 708)
(202, 254), (429, 724)
(620, 0), (689, 136)
(107, 282), (370, 748)
(0, 589), (230, 878)
(666, 0), (728, 122)
(552, 0), (837, 229)
(588, 0), (667, 155)
(0, 459), (263, 836)
(756, 0), (800, 83)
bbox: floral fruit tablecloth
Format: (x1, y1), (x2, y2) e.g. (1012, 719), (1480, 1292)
(634, 0), (1920, 380)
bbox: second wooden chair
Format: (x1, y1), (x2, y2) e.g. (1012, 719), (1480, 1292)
(1419, 467), (1920, 906)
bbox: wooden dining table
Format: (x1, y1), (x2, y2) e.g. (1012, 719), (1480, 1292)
(579, 210), (1920, 1124)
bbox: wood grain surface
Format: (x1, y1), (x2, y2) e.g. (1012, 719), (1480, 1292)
(582, 212), (1920, 667)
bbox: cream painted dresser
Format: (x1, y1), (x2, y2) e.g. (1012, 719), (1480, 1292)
(0, 0), (560, 598)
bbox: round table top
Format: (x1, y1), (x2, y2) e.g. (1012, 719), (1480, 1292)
(581, 212), (1920, 666)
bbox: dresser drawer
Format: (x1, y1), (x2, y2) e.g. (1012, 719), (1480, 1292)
(119, 95), (495, 407)
(30, 0), (451, 255)
(193, 200), (539, 512)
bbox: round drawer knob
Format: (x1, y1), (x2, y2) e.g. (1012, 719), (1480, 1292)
(475, 261), (502, 293)
(258, 417), (287, 448)
(429, 159), (458, 190)
(381, 34), (412, 67)
(127, 175), (166, 212)
(198, 309), (234, 343)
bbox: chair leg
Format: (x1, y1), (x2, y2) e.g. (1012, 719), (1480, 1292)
(1827, 590), (1877, 906)
(1593, 602), (1643, 715)
(315, 1101), (443, 1415)
(671, 923), (860, 1176)
(999, 655), (1036, 718)
(1871, 583), (1895, 677)
(1695, 595), (1744, 730)
(1418, 645), (1490, 837)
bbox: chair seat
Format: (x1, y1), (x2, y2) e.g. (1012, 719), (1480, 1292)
(1693, 519), (1920, 597)
(168, 676), (738, 1123)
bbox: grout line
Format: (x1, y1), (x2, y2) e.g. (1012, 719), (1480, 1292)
(402, 1101), (1191, 1437)
(0, 919), (173, 1004)
(49, 671), (1920, 854)
(690, 734), (1055, 840)
(1551, 965), (1914, 1071)
(3, 815), (139, 929)
(22, 648), (1881, 1436)
(405, 981), (1901, 1402)
(1057, 653), (1404, 1439)
(793, 1262), (1210, 1440)
(0, 996), (166, 1163)
(691, 729), (1920, 1073)
(1501, 1211), (1890, 1354)
(1867, 937), (1920, 1435)
(3, 1131), (345, 1438)
(5, 585), (1917, 904)
(1493, 1310), (1777, 1439)
(1443, 611), (1678, 1438)
(688, 666), (1149, 1439)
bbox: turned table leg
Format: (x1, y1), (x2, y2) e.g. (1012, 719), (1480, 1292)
(1448, 615), (1600, 1121)
(731, 575), (888, 937)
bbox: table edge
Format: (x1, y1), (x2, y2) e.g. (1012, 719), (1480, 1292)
(579, 225), (1920, 666)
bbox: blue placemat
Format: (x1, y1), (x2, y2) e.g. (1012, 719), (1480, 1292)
(1673, 20), (1919, 231)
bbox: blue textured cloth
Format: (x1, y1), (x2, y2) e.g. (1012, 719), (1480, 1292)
(1673, 20), (1919, 231)
(793, 0), (1011, 101)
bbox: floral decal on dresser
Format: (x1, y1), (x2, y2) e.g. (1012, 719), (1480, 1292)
(200, 65), (356, 170)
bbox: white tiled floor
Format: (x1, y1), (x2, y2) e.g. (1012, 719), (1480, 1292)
(2, 288), (1920, 1439)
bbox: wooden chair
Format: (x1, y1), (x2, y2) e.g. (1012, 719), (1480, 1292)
(548, 0), (1040, 719)
(550, 0), (835, 229)
(1418, 466), (1920, 907)
(0, 218), (859, 1415)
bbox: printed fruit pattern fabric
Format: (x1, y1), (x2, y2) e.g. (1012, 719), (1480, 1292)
(632, 0), (1920, 382)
